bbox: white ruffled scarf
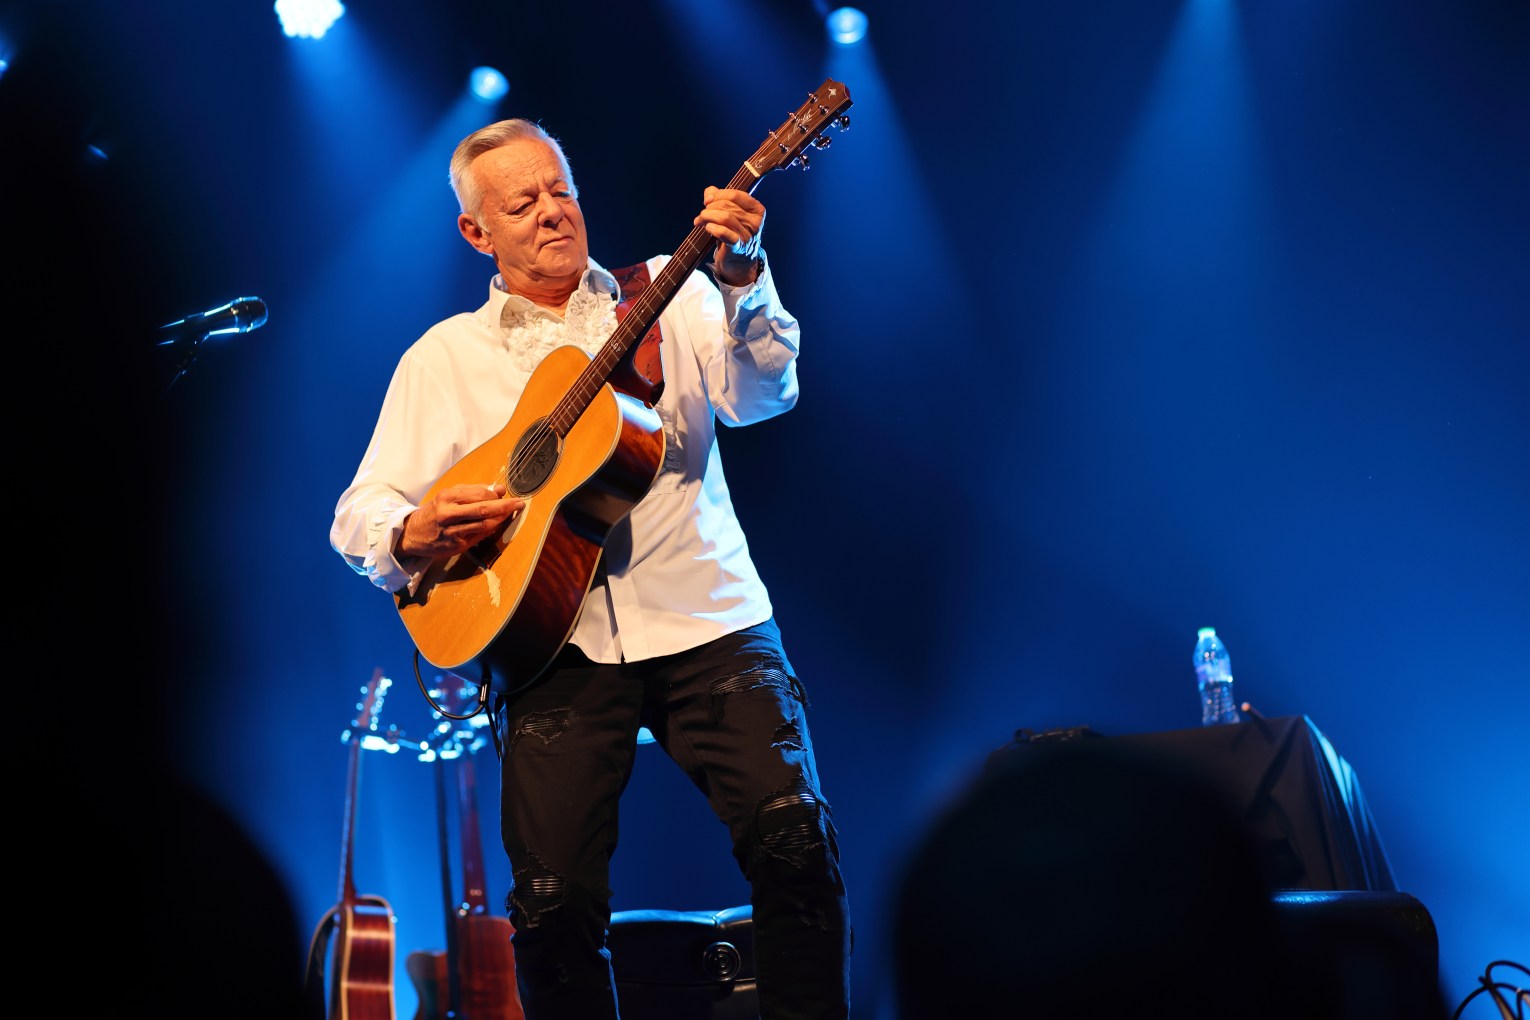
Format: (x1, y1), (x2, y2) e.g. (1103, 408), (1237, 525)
(501, 282), (620, 374)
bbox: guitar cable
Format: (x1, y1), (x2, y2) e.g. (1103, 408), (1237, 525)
(411, 649), (492, 721)
(409, 649), (552, 769)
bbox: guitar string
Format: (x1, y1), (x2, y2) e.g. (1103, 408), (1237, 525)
(492, 220), (726, 493)
(489, 96), (836, 494)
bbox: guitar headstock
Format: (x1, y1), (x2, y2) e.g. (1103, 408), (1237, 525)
(746, 78), (853, 178)
(342, 667), (393, 748)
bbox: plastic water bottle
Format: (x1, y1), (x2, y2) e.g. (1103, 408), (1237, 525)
(1194, 627), (1242, 726)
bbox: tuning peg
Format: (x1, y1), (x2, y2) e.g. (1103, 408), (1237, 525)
(837, 115), (851, 131)
(812, 135), (831, 150)
(791, 153), (812, 170)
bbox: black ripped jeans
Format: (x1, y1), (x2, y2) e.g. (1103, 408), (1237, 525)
(492, 618), (852, 1019)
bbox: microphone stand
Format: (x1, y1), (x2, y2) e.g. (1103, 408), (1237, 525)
(159, 331), (209, 393)
(155, 297), (268, 392)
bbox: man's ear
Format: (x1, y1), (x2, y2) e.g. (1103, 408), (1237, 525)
(459, 213), (493, 255)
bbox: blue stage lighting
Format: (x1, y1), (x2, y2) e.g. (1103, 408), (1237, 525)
(826, 6), (868, 46)
(274, 0), (346, 40)
(469, 66), (510, 103)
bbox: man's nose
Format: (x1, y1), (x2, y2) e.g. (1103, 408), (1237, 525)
(536, 191), (564, 223)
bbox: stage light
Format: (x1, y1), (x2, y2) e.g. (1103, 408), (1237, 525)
(274, 0), (346, 40)
(469, 66), (510, 103)
(826, 6), (868, 46)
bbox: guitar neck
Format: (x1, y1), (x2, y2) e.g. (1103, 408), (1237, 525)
(432, 756), (465, 1015)
(549, 221), (707, 436)
(338, 732), (361, 904)
(458, 752), (493, 914)
(338, 667), (387, 905)
(551, 160), (765, 436)
(330, 669), (397, 1020)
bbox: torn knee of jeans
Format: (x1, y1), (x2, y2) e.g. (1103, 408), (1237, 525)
(507, 854), (567, 930)
(507, 706), (576, 752)
(754, 777), (832, 870)
(706, 659), (804, 722)
(770, 719), (805, 752)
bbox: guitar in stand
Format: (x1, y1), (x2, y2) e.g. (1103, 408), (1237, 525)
(407, 677), (523, 1020)
(305, 668), (399, 1020)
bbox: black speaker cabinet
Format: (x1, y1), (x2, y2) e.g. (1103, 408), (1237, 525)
(608, 905), (759, 1020)
(1273, 890), (1446, 1017)
(995, 716), (1400, 892)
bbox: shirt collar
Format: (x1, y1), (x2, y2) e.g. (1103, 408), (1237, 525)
(486, 258), (618, 329)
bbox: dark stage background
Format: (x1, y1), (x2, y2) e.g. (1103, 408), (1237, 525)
(7, 0), (1526, 1016)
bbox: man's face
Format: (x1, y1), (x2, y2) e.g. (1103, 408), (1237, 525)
(462, 137), (588, 302)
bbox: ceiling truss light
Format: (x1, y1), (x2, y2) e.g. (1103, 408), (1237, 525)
(274, 0), (346, 40)
(826, 7), (868, 46)
(469, 66), (510, 103)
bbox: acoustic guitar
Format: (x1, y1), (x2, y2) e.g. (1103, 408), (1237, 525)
(407, 679), (523, 1019)
(394, 79), (853, 695)
(315, 668), (398, 1020)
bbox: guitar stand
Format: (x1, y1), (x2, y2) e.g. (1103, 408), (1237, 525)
(302, 908), (338, 1020)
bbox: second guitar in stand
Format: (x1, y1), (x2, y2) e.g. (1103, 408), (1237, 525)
(407, 681), (524, 1020)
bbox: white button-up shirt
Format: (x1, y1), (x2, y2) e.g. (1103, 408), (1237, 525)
(330, 254), (800, 664)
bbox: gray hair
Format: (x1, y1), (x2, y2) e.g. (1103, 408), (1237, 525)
(448, 119), (577, 219)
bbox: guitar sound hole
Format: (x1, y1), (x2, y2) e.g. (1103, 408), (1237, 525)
(509, 419), (560, 495)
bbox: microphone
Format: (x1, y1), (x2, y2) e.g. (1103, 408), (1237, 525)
(158, 296), (268, 344)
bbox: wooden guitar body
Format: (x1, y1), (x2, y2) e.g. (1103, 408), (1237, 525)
(406, 917), (519, 1020)
(331, 895), (397, 1020)
(405, 949), (448, 1020)
(456, 914), (520, 1019)
(397, 345), (664, 694)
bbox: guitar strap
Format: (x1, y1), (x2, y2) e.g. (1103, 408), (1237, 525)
(609, 261), (665, 406)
